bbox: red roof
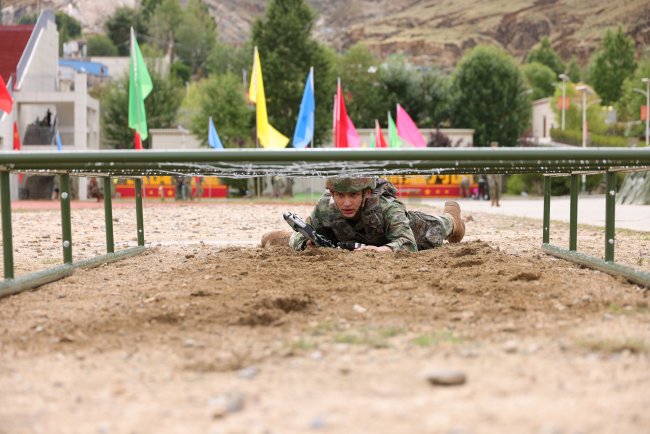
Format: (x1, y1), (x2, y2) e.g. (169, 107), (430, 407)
(0, 25), (35, 85)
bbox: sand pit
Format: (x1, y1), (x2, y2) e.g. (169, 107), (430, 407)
(0, 200), (648, 433)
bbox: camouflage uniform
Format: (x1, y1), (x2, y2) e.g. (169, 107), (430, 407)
(289, 178), (454, 252)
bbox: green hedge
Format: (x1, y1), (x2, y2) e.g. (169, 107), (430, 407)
(550, 128), (630, 147)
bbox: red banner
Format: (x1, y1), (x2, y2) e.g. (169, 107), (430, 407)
(642, 105), (648, 121)
(557, 96), (570, 110)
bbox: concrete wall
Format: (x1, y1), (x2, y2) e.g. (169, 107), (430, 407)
(150, 129), (202, 149)
(531, 98), (557, 144)
(18, 18), (59, 92)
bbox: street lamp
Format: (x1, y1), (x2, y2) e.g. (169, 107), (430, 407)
(576, 85), (592, 192)
(559, 73), (568, 130)
(642, 77), (649, 146)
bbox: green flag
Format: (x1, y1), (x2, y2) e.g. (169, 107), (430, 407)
(128, 28), (153, 140)
(388, 111), (401, 148)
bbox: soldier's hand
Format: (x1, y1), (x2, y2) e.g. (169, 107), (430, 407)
(305, 240), (316, 249)
(354, 245), (392, 253)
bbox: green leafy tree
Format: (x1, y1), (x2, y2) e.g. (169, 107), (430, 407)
(175, 0), (217, 76)
(419, 68), (452, 127)
(86, 35), (118, 57)
(615, 57), (650, 123)
(189, 74), (253, 148)
(551, 83), (607, 135)
(526, 37), (565, 77)
(106, 7), (145, 56)
(566, 56), (582, 83)
(451, 45), (531, 147)
(252, 0), (334, 146)
(147, 0), (183, 53)
(141, 0), (164, 23)
(101, 69), (183, 149)
(334, 44), (384, 128)
(206, 40), (252, 76)
(588, 26), (637, 105)
(378, 54), (432, 127)
(521, 62), (557, 100)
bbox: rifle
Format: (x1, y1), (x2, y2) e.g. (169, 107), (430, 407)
(283, 212), (363, 251)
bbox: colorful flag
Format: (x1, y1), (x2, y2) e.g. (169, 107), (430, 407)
(208, 116), (224, 149)
(248, 47), (289, 149)
(333, 78), (361, 148)
(375, 119), (388, 148)
(0, 75), (12, 114)
(396, 104), (426, 147)
(55, 130), (63, 151)
(388, 111), (401, 148)
(13, 122), (20, 150)
(292, 67), (315, 148)
(128, 28), (153, 144)
(134, 131), (143, 150)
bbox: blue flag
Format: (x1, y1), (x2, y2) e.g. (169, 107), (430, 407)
(208, 116), (224, 149)
(292, 67), (315, 148)
(55, 130), (63, 151)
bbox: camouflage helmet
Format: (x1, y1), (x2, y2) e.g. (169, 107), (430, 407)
(326, 177), (376, 193)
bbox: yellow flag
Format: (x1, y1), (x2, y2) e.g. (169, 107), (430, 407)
(248, 47), (289, 149)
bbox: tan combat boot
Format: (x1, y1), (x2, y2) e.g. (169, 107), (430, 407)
(260, 230), (293, 248)
(443, 201), (465, 243)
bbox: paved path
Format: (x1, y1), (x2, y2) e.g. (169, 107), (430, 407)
(422, 195), (650, 232)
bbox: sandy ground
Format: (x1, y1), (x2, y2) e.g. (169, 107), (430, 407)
(0, 198), (649, 434)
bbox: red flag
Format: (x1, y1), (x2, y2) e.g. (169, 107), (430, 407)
(642, 105), (648, 121)
(334, 79), (349, 148)
(0, 75), (12, 114)
(13, 122), (20, 150)
(134, 131), (143, 150)
(374, 119), (388, 148)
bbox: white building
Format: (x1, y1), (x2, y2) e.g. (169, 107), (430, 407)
(0, 10), (99, 200)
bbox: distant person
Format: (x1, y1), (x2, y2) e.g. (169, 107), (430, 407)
(459, 175), (471, 198)
(88, 178), (103, 202)
(486, 142), (503, 207)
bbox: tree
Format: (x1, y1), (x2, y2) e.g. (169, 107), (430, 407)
(252, 0), (333, 146)
(566, 56), (582, 83)
(378, 54), (429, 127)
(146, 0), (183, 54)
(189, 74), (253, 148)
(419, 68), (452, 127)
(588, 26), (637, 106)
(206, 40), (252, 77)
(101, 69), (183, 149)
(86, 35), (118, 57)
(521, 62), (557, 100)
(451, 45), (531, 147)
(615, 57), (650, 123)
(106, 7), (145, 56)
(526, 37), (565, 77)
(175, 0), (217, 76)
(334, 44), (385, 128)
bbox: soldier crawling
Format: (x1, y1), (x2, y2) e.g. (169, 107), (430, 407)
(262, 177), (465, 252)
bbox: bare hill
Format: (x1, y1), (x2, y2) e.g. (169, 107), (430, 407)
(5, 0), (649, 67)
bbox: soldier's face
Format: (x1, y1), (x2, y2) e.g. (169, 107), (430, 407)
(332, 191), (365, 218)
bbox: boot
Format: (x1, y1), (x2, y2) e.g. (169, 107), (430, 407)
(443, 201), (465, 243)
(260, 230), (292, 247)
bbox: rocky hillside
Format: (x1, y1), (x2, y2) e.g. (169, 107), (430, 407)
(4, 0), (649, 67)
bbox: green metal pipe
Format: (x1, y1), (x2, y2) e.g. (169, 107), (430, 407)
(605, 171), (616, 262)
(542, 243), (650, 288)
(135, 178), (144, 246)
(59, 173), (73, 264)
(0, 148), (649, 165)
(0, 246), (145, 299)
(543, 176), (551, 244)
(103, 177), (114, 254)
(569, 174), (578, 251)
(1, 172), (14, 279)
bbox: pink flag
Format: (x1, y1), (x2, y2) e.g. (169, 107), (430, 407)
(346, 115), (361, 148)
(396, 104), (426, 147)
